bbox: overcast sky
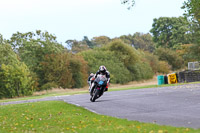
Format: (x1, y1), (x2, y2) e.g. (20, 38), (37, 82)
(0, 0), (185, 45)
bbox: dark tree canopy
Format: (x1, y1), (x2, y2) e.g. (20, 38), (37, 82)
(182, 0), (200, 24)
(119, 33), (155, 52)
(150, 16), (192, 49)
(182, 0), (200, 60)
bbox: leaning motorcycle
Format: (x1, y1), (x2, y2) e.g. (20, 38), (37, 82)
(90, 74), (107, 102)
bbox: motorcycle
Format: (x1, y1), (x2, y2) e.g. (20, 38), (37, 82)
(90, 74), (107, 102)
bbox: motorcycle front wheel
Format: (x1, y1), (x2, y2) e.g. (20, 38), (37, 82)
(90, 88), (100, 102)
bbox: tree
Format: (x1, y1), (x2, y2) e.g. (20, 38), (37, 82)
(182, 0), (200, 61)
(182, 0), (200, 24)
(106, 40), (153, 81)
(0, 44), (36, 98)
(150, 17), (192, 49)
(8, 30), (65, 87)
(82, 36), (96, 48)
(154, 47), (184, 70)
(81, 49), (132, 84)
(0, 34), (4, 44)
(119, 33), (155, 52)
(107, 40), (139, 68)
(119, 34), (134, 47)
(66, 39), (89, 53)
(121, 0), (135, 9)
(9, 30), (63, 52)
(0, 63), (35, 98)
(91, 36), (111, 47)
(41, 52), (88, 88)
(184, 44), (200, 61)
(142, 51), (171, 74)
(41, 53), (72, 88)
(0, 43), (18, 65)
(132, 33), (155, 52)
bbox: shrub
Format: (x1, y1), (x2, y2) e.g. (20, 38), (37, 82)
(158, 61), (171, 74)
(81, 40), (154, 84)
(41, 52), (88, 89)
(0, 44), (36, 98)
(81, 50), (131, 84)
(0, 63), (35, 98)
(69, 56), (88, 88)
(127, 61), (153, 81)
(41, 82), (58, 91)
(41, 53), (72, 88)
(0, 44), (19, 65)
(142, 51), (171, 74)
(154, 47), (184, 70)
(107, 40), (154, 81)
(107, 40), (139, 67)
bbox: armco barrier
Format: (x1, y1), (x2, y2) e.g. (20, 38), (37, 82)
(177, 70), (200, 83)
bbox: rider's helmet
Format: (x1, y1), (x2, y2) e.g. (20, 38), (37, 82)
(90, 73), (95, 81)
(99, 65), (106, 73)
(90, 73), (94, 77)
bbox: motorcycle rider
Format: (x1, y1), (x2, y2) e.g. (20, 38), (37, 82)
(90, 65), (110, 93)
(87, 73), (95, 91)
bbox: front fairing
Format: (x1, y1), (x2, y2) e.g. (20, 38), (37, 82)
(95, 75), (107, 87)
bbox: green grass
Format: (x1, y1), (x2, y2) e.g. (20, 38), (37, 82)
(0, 101), (199, 133)
(110, 81), (200, 92)
(0, 90), (88, 103)
(1, 81), (200, 103)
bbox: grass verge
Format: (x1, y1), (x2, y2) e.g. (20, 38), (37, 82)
(0, 90), (87, 103)
(0, 101), (199, 133)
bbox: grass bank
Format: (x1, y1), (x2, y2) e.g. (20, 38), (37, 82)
(0, 101), (199, 133)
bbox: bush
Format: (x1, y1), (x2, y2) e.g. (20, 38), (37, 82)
(41, 82), (58, 91)
(69, 56), (88, 88)
(0, 44), (19, 65)
(0, 44), (36, 98)
(141, 51), (171, 74)
(127, 61), (154, 81)
(81, 50), (131, 84)
(154, 47), (184, 70)
(107, 40), (154, 81)
(158, 61), (171, 74)
(41, 52), (88, 89)
(106, 40), (139, 67)
(0, 63), (35, 98)
(81, 40), (154, 84)
(40, 53), (72, 88)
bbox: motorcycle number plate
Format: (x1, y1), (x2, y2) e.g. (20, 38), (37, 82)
(98, 81), (104, 85)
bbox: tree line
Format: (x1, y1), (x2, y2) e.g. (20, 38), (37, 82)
(0, 0), (199, 99)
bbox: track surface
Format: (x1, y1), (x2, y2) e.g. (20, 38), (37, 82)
(1, 83), (200, 129)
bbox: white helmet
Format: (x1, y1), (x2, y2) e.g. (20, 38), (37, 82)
(99, 65), (106, 73)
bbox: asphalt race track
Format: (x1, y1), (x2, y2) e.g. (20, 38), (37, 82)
(62, 83), (200, 129)
(1, 83), (200, 129)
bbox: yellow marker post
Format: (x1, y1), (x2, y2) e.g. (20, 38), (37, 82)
(167, 73), (177, 84)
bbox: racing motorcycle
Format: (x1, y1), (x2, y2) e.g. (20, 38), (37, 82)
(90, 74), (107, 102)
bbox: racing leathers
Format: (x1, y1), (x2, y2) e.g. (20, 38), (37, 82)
(90, 70), (110, 93)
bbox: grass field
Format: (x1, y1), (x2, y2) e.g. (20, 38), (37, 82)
(0, 101), (199, 133)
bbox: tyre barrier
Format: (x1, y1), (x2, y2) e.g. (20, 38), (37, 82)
(157, 70), (200, 85)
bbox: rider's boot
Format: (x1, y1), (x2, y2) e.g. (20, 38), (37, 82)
(104, 86), (108, 92)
